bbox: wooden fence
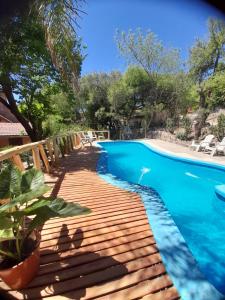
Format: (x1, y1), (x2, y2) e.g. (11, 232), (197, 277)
(0, 131), (110, 173)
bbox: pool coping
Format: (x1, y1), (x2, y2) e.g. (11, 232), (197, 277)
(96, 140), (225, 300)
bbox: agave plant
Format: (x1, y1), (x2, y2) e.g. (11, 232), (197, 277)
(0, 164), (91, 264)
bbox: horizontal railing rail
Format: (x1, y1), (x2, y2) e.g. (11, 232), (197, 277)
(0, 130), (110, 173)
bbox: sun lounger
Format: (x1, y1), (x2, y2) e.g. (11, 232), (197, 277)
(96, 132), (105, 140)
(78, 132), (92, 147)
(87, 131), (97, 141)
(190, 134), (215, 152)
(210, 137), (225, 156)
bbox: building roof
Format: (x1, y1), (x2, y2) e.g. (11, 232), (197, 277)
(0, 96), (18, 123)
(0, 123), (28, 136)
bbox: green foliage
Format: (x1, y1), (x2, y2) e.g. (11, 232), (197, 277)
(181, 116), (192, 136)
(176, 132), (188, 141)
(33, 0), (84, 90)
(115, 28), (181, 75)
(211, 114), (225, 140)
(166, 118), (176, 133)
(109, 67), (152, 120)
(189, 19), (225, 83)
(0, 165), (91, 263)
(204, 72), (225, 109)
(0, 1), (83, 141)
(188, 18), (225, 138)
(77, 72), (121, 128)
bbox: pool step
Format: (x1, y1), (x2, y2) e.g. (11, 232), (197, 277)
(215, 185), (225, 201)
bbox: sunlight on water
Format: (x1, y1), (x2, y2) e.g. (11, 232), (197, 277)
(185, 172), (200, 179)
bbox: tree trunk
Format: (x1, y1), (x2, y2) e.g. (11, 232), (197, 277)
(0, 74), (38, 142)
(194, 85), (208, 140)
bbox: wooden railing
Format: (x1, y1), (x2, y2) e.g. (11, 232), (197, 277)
(0, 130), (110, 173)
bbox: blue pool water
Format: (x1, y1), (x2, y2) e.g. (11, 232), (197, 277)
(98, 141), (225, 296)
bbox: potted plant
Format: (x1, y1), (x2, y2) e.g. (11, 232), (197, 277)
(0, 164), (91, 290)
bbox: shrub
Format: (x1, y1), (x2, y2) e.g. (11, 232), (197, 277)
(210, 114), (225, 141)
(176, 132), (188, 140)
(181, 116), (192, 136)
(166, 118), (176, 133)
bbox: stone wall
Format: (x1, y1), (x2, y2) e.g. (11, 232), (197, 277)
(147, 130), (190, 147)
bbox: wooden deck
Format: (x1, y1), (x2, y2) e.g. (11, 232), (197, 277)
(0, 147), (179, 300)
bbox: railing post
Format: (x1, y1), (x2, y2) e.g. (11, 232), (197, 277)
(11, 154), (25, 171)
(71, 134), (75, 149)
(38, 144), (51, 173)
(68, 135), (73, 152)
(32, 147), (41, 170)
(53, 138), (60, 165)
(70, 134), (74, 150)
(107, 130), (110, 140)
(46, 139), (54, 164)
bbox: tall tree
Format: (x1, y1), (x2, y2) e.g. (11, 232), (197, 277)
(115, 28), (181, 77)
(77, 72), (121, 128)
(189, 18), (225, 138)
(0, 0), (83, 141)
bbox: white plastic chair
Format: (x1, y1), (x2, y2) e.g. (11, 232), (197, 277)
(87, 131), (97, 141)
(211, 137), (225, 156)
(190, 134), (215, 152)
(78, 132), (92, 146)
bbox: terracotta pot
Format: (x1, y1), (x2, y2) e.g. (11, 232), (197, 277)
(0, 231), (40, 290)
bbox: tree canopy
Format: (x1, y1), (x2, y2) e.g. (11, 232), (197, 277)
(0, 0), (84, 141)
(188, 18), (225, 138)
(115, 28), (181, 76)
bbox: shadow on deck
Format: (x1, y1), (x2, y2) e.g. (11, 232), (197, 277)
(0, 147), (179, 300)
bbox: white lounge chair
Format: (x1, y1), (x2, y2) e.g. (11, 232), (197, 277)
(96, 132), (105, 140)
(190, 134), (215, 152)
(87, 131), (97, 141)
(78, 132), (92, 147)
(210, 137), (225, 156)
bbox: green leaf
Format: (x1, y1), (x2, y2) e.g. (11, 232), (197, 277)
(0, 167), (11, 199)
(27, 198), (91, 235)
(21, 168), (44, 193)
(0, 185), (50, 212)
(24, 199), (51, 215)
(0, 215), (14, 229)
(27, 206), (58, 235)
(10, 166), (22, 197)
(0, 229), (15, 242)
(0, 165), (22, 199)
(47, 198), (91, 217)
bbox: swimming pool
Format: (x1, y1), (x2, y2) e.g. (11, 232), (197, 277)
(97, 141), (225, 300)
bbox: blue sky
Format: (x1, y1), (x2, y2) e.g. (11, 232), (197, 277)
(77, 0), (224, 75)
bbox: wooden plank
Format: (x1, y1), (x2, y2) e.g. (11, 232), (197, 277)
(38, 144), (50, 173)
(31, 146), (41, 170)
(10, 261), (164, 299)
(28, 246), (160, 288)
(141, 287), (179, 300)
(38, 239), (157, 275)
(10, 154), (25, 171)
(0, 146), (178, 300)
(96, 275), (173, 300)
(0, 140), (45, 161)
